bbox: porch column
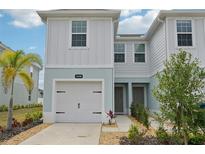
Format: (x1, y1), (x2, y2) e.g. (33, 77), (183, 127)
(128, 82), (132, 115)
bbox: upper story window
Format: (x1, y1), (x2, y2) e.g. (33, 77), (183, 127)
(134, 44), (145, 62)
(114, 43), (125, 63)
(176, 20), (193, 46)
(72, 21), (87, 47)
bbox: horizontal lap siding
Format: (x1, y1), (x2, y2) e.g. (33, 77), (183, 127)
(149, 23), (166, 75)
(167, 18), (205, 67)
(46, 18), (112, 66)
(114, 41), (150, 78)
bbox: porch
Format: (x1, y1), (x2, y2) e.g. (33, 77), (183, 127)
(114, 82), (148, 115)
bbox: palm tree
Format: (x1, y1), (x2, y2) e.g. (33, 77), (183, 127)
(0, 49), (42, 130)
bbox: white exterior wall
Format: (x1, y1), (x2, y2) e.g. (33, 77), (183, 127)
(149, 22), (167, 76)
(167, 17), (205, 67)
(114, 40), (150, 78)
(46, 18), (113, 67)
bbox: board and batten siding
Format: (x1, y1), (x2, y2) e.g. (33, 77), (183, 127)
(166, 17), (205, 67)
(114, 41), (150, 78)
(149, 22), (167, 76)
(46, 18), (113, 67)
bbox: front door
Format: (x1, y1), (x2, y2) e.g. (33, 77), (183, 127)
(115, 86), (124, 114)
(132, 87), (144, 105)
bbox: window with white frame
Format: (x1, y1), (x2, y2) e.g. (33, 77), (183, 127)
(114, 43), (125, 63)
(176, 20), (193, 46)
(72, 21), (87, 47)
(134, 44), (145, 62)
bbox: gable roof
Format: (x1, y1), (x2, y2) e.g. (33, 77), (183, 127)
(145, 9), (205, 40)
(37, 9), (121, 34)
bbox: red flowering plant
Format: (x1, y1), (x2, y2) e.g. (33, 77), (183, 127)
(106, 110), (114, 125)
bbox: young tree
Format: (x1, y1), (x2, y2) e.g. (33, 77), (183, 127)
(153, 49), (205, 144)
(0, 49), (42, 130)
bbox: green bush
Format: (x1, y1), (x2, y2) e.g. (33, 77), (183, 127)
(0, 105), (8, 112)
(130, 103), (150, 129)
(128, 124), (145, 144)
(25, 112), (33, 120)
(196, 109), (205, 133)
(130, 103), (137, 117)
(156, 127), (170, 143)
(25, 111), (42, 122)
(128, 124), (140, 143)
(188, 133), (205, 145)
(32, 111), (42, 121)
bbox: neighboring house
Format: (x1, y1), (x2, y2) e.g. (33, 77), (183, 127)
(0, 41), (42, 105)
(37, 10), (205, 123)
(38, 89), (44, 104)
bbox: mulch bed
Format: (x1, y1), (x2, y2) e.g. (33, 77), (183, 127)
(119, 136), (160, 145)
(99, 132), (128, 145)
(0, 123), (51, 145)
(0, 120), (46, 144)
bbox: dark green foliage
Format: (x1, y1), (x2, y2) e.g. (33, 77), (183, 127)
(156, 127), (169, 143)
(156, 127), (183, 144)
(22, 111), (43, 127)
(195, 108), (205, 133)
(153, 50), (205, 144)
(130, 103), (137, 117)
(128, 124), (145, 144)
(130, 102), (150, 129)
(188, 133), (205, 145)
(0, 105), (8, 112)
(0, 103), (43, 112)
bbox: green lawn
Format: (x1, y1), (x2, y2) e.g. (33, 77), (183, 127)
(0, 107), (42, 128)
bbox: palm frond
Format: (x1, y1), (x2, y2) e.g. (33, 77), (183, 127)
(16, 53), (42, 71)
(18, 70), (34, 92)
(1, 67), (16, 94)
(11, 50), (24, 67)
(0, 49), (16, 67)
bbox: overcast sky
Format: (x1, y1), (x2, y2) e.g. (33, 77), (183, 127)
(0, 9), (159, 89)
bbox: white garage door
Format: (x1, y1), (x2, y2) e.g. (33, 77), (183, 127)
(55, 81), (102, 123)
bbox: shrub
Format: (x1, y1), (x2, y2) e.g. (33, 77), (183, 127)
(32, 111), (42, 121)
(128, 124), (145, 144)
(156, 127), (170, 144)
(188, 133), (205, 145)
(130, 103), (137, 117)
(0, 105), (8, 112)
(130, 103), (150, 129)
(196, 108), (205, 133)
(156, 127), (183, 144)
(12, 118), (21, 128)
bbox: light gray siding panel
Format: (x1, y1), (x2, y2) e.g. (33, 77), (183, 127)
(46, 18), (113, 66)
(167, 17), (205, 67)
(44, 68), (114, 112)
(149, 23), (166, 76)
(114, 41), (150, 78)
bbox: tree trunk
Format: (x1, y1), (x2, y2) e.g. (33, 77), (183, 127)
(7, 79), (15, 131)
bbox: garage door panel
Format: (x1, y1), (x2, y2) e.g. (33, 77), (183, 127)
(55, 81), (102, 123)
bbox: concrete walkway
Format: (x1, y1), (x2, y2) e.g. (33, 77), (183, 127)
(102, 115), (132, 132)
(20, 123), (101, 145)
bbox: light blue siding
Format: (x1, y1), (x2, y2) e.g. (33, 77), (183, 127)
(44, 68), (113, 112)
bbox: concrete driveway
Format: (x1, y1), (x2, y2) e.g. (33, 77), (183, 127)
(20, 123), (101, 145)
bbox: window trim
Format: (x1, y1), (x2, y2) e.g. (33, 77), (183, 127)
(133, 43), (146, 63)
(175, 18), (195, 49)
(114, 43), (126, 64)
(69, 19), (89, 50)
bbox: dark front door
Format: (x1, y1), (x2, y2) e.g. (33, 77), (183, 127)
(132, 87), (144, 105)
(115, 86), (124, 113)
